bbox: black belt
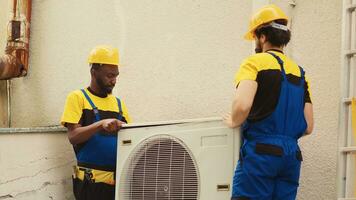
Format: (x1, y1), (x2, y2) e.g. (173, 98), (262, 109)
(231, 197), (250, 200)
(254, 143), (303, 161)
(77, 162), (116, 172)
(255, 143), (284, 156)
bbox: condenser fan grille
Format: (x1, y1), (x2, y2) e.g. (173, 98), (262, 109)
(119, 135), (199, 200)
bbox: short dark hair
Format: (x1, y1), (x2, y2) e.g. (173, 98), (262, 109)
(254, 19), (291, 47)
(90, 63), (102, 71)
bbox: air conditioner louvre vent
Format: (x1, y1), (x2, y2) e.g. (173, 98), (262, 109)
(119, 135), (199, 200)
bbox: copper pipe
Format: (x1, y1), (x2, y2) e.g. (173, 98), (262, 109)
(25, 0), (32, 72)
(12, 0), (17, 18)
(0, 0), (32, 80)
(0, 54), (22, 79)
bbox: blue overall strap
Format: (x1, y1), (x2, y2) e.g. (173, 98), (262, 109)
(298, 65), (305, 83)
(116, 97), (123, 121)
(266, 52), (287, 80)
(80, 89), (100, 122)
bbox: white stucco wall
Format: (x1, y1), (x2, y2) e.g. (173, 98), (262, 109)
(0, 0), (343, 199)
(0, 133), (74, 199)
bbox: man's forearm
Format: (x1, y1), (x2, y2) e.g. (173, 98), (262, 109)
(68, 121), (103, 145)
(303, 102), (314, 135)
(231, 100), (251, 127)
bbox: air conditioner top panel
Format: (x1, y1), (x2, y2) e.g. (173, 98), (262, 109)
(121, 117), (223, 129)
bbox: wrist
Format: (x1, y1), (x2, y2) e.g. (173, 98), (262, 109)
(96, 120), (105, 131)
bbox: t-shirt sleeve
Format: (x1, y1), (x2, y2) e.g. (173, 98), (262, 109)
(60, 91), (84, 126)
(234, 56), (259, 87)
(304, 75), (312, 103)
(120, 100), (132, 123)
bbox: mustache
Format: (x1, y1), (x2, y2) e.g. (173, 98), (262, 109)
(96, 78), (115, 94)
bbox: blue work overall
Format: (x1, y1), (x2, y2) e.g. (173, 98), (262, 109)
(77, 89), (123, 168)
(231, 52), (307, 200)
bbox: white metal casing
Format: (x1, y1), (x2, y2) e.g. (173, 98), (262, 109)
(115, 118), (241, 200)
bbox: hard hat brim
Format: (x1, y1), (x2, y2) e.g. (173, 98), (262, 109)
(244, 31), (255, 41)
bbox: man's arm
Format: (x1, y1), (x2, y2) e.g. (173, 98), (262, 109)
(224, 80), (257, 128)
(304, 102), (314, 135)
(66, 119), (124, 145)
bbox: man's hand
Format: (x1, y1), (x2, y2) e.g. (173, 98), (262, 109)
(223, 113), (239, 128)
(101, 119), (125, 133)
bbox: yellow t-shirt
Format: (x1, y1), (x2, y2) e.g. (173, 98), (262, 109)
(234, 50), (312, 121)
(61, 88), (131, 127)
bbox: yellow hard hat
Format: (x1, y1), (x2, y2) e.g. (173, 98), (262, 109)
(244, 4), (288, 40)
(88, 45), (119, 66)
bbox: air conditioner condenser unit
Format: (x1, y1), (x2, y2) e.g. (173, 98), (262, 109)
(116, 118), (241, 200)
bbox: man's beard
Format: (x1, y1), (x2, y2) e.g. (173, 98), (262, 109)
(255, 39), (263, 53)
(96, 77), (113, 94)
(255, 47), (263, 53)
